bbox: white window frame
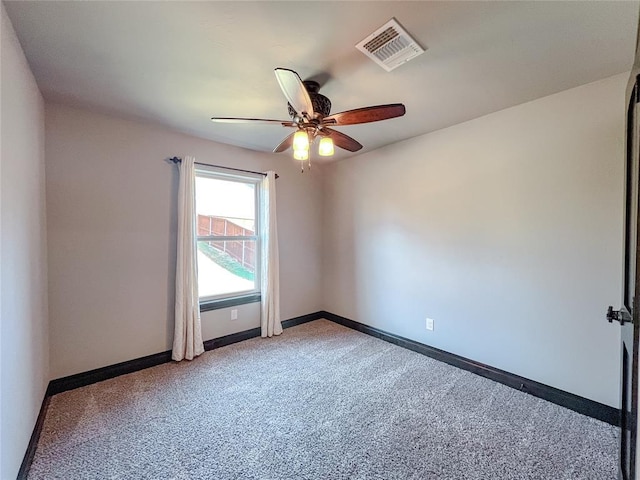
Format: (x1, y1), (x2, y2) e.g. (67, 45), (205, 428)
(195, 166), (262, 306)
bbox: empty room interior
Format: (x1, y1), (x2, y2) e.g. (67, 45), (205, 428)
(3, 1), (640, 479)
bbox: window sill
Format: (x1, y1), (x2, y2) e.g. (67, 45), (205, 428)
(199, 293), (261, 312)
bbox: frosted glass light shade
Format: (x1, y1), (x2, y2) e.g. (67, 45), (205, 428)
(293, 149), (309, 161)
(293, 130), (309, 151)
(318, 137), (334, 156)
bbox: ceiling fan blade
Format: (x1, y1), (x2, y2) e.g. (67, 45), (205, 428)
(274, 68), (314, 118)
(211, 117), (296, 127)
(324, 128), (363, 152)
(323, 104), (406, 126)
(273, 132), (296, 153)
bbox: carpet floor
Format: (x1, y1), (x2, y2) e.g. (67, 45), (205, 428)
(28, 319), (618, 479)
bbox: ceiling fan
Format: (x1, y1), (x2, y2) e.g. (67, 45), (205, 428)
(211, 68), (406, 166)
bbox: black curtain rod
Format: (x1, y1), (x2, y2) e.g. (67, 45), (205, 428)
(168, 157), (278, 179)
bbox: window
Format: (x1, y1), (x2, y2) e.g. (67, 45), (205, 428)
(195, 167), (261, 307)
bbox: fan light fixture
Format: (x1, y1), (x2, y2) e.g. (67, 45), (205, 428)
(292, 130), (334, 160)
(318, 137), (334, 157)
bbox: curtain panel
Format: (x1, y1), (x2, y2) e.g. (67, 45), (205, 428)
(260, 171), (282, 337)
(173, 155), (205, 361)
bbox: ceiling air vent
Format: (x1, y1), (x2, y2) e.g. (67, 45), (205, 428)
(356, 18), (425, 72)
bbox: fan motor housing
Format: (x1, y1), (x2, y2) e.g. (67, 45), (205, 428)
(288, 80), (331, 119)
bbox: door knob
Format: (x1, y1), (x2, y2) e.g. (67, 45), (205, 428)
(607, 306), (631, 325)
(607, 306), (621, 323)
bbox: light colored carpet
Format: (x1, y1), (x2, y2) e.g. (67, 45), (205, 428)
(29, 319), (618, 479)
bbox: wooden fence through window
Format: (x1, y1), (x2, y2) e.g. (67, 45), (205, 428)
(197, 215), (256, 271)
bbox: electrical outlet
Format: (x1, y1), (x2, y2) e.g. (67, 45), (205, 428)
(426, 318), (434, 331)
(231, 309), (238, 320)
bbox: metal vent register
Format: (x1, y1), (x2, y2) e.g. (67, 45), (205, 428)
(356, 18), (425, 72)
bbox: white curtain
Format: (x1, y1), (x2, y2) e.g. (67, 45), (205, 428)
(260, 171), (282, 337)
(172, 156), (205, 361)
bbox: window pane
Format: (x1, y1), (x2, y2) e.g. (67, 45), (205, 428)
(197, 240), (257, 298)
(196, 177), (256, 235)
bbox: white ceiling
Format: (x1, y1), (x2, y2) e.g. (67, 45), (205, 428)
(4, 1), (639, 161)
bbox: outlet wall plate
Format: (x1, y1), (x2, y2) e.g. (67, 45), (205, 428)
(231, 309), (238, 320)
(426, 318), (434, 331)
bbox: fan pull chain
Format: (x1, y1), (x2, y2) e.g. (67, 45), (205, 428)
(300, 156), (311, 173)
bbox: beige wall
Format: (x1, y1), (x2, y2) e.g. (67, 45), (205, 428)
(45, 104), (323, 379)
(1, 4), (49, 478)
(323, 74), (626, 407)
